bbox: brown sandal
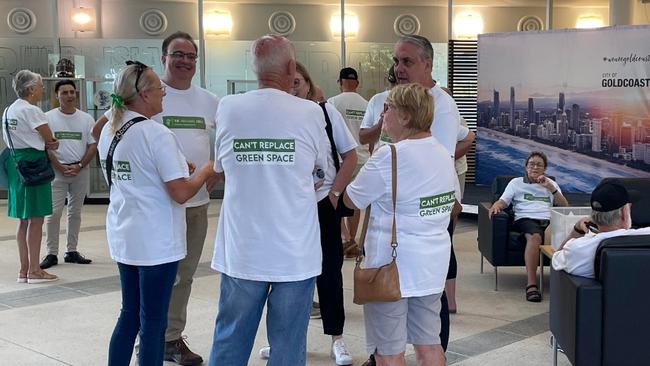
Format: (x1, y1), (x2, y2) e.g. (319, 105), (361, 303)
(27, 270), (58, 284)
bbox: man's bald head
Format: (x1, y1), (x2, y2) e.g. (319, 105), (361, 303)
(251, 35), (295, 76)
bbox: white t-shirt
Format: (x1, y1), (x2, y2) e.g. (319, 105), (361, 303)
(328, 92), (369, 163)
(98, 111), (190, 266)
(151, 83), (219, 208)
(316, 103), (357, 201)
(360, 90), (390, 145)
(360, 86), (470, 158)
(552, 227), (650, 278)
(2, 99), (47, 150)
(45, 108), (96, 164)
(211, 88), (329, 282)
(499, 177), (561, 221)
(346, 137), (460, 297)
(454, 116), (469, 175)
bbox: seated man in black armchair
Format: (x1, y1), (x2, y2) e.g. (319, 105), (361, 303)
(488, 151), (568, 302)
(552, 181), (650, 278)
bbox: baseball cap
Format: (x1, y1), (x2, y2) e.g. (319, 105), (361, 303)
(590, 182), (639, 212)
(338, 67), (358, 81)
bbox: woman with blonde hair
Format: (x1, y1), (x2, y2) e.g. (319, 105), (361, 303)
(344, 83), (458, 366)
(2, 69), (59, 284)
(97, 61), (216, 365)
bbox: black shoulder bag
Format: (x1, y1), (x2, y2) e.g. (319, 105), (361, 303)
(105, 116), (146, 187)
(319, 102), (354, 217)
(3, 107), (55, 187)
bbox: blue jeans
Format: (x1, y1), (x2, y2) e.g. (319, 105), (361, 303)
(108, 261), (179, 366)
(208, 274), (316, 366)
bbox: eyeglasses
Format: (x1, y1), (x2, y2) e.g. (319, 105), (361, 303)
(166, 51), (198, 62)
(527, 162), (545, 168)
(125, 60), (149, 93)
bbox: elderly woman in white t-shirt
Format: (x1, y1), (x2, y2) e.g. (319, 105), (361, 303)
(2, 70), (59, 284)
(343, 83), (457, 366)
(97, 61), (216, 365)
(488, 151), (568, 302)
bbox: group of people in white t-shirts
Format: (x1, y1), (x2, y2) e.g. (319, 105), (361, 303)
(27, 31), (473, 366)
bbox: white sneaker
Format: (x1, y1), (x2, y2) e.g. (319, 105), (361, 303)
(259, 346), (271, 360)
(331, 339), (353, 365)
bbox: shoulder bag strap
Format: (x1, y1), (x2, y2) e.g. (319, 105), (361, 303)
(3, 107), (17, 158)
(105, 116), (146, 187)
(319, 101), (341, 172)
(389, 144), (398, 258)
(355, 144), (398, 266)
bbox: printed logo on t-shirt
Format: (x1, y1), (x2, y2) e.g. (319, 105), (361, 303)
(523, 193), (550, 203)
(233, 138), (295, 165)
(54, 131), (82, 140)
(6, 119), (17, 130)
(419, 191), (455, 217)
(345, 109), (365, 121)
(100, 159), (133, 182)
(162, 116), (206, 130)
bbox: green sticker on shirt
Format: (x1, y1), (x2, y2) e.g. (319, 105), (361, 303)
(345, 109), (365, 121)
(524, 193), (551, 202)
(419, 191), (455, 217)
(233, 138), (295, 165)
(163, 116), (206, 129)
(54, 131), (82, 140)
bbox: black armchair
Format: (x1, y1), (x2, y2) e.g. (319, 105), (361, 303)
(549, 234), (650, 366)
(477, 175), (551, 290)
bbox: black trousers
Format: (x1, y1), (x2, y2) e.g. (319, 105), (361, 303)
(316, 197), (345, 335)
(439, 218), (457, 351)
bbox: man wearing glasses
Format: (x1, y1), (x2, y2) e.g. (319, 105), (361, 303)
(155, 31), (220, 366)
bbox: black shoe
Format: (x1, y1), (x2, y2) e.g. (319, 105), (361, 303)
(361, 354), (376, 366)
(39, 254), (58, 269)
(64, 251), (92, 264)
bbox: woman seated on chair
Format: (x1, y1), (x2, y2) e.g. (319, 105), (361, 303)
(488, 151), (568, 302)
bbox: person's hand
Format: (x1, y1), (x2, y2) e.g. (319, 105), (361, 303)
(314, 179), (324, 191)
(451, 200), (462, 221)
(63, 164), (80, 177)
(329, 191), (339, 210)
(187, 161), (196, 175)
(573, 217), (591, 235)
(536, 175), (555, 191)
(488, 205), (501, 219)
(46, 138), (59, 150)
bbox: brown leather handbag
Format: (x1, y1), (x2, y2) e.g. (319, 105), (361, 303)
(353, 144), (401, 305)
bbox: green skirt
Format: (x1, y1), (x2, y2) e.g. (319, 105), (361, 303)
(4, 148), (52, 219)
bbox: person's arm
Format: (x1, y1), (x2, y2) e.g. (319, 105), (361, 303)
(455, 129), (475, 160)
(343, 191), (360, 210)
(558, 217), (589, 250)
(488, 199), (508, 219)
(359, 118), (383, 145)
(538, 176), (569, 207)
(92, 115), (108, 141)
(165, 161), (218, 204)
(47, 150), (66, 173)
(35, 124), (59, 150)
(66, 143), (98, 177)
(329, 149), (357, 209)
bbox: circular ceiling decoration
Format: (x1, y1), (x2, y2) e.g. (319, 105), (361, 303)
(394, 14), (421, 36)
(7, 8), (37, 34)
(518, 15), (544, 32)
(140, 9), (168, 36)
(268, 11), (296, 36)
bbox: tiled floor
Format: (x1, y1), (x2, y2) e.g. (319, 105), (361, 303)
(0, 201), (571, 365)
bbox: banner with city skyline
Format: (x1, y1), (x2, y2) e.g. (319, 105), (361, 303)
(476, 25), (650, 193)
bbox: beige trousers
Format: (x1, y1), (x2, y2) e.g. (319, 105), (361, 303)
(165, 203), (209, 341)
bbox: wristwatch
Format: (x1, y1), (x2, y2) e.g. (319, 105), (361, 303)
(330, 190), (341, 197)
(77, 162), (83, 169)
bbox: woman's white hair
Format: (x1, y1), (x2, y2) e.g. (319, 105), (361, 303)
(13, 69), (42, 98)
